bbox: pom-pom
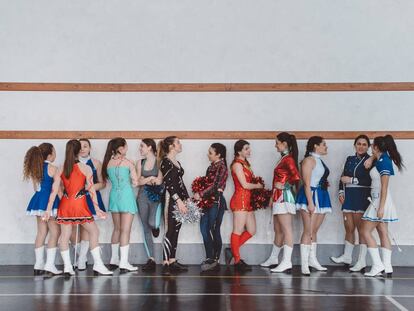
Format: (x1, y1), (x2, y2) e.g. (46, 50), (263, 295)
(144, 184), (165, 202)
(172, 199), (203, 224)
(251, 176), (272, 210)
(191, 176), (216, 209)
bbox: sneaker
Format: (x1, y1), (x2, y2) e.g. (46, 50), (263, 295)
(161, 264), (171, 276)
(170, 261), (188, 272)
(152, 228), (160, 238)
(201, 259), (218, 272)
(234, 259), (252, 272)
(224, 248), (233, 265)
(142, 259), (156, 272)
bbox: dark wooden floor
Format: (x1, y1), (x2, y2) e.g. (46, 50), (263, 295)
(0, 265), (412, 311)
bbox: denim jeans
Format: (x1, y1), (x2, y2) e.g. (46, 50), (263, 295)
(200, 194), (226, 260)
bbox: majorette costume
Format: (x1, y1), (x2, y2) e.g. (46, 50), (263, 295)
(230, 159), (253, 212)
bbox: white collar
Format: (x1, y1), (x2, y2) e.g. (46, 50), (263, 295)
(44, 160), (51, 164)
(310, 152), (321, 158)
(79, 156), (91, 164)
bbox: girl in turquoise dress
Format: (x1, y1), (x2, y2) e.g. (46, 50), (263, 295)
(102, 137), (139, 273)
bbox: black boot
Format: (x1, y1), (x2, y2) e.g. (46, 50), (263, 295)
(234, 259), (252, 272)
(170, 261), (188, 272)
(142, 259), (156, 272)
(161, 264), (171, 276)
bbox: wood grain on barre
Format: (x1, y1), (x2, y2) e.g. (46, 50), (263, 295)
(0, 131), (413, 140)
(1, 82), (414, 92)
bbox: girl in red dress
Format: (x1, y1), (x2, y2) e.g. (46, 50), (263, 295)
(225, 140), (263, 271)
(44, 140), (113, 276)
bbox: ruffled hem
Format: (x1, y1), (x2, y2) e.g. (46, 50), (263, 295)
(342, 209), (366, 214)
(296, 204), (332, 214)
(272, 202), (296, 215)
(56, 217), (94, 225)
(361, 216), (399, 223)
(26, 209), (57, 217)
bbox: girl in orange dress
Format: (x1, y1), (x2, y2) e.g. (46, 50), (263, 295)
(44, 139), (113, 276)
(225, 140), (263, 271)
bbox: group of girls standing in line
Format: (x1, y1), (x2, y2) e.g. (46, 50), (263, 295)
(23, 133), (403, 278)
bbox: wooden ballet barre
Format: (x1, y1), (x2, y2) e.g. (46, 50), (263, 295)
(1, 82), (414, 92)
(0, 131), (413, 140)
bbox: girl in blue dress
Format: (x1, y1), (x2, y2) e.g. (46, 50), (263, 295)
(331, 135), (372, 273)
(296, 136), (332, 276)
(361, 135), (403, 277)
(24, 143), (62, 276)
(71, 139), (107, 271)
(102, 137), (139, 273)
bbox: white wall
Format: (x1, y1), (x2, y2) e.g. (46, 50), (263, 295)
(1, 0), (414, 247)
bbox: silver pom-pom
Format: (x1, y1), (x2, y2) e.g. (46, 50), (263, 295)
(172, 200), (203, 224)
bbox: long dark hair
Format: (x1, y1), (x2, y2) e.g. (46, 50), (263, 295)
(23, 143), (54, 185)
(157, 136), (177, 164)
(79, 138), (92, 155)
(353, 134), (370, 147)
(232, 139), (250, 167)
(373, 135), (404, 171)
(211, 142), (227, 167)
(63, 140), (81, 178)
(142, 138), (157, 155)
(102, 137), (127, 181)
(277, 132), (299, 169)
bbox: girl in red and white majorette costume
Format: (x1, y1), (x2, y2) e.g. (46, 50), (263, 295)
(261, 132), (300, 273)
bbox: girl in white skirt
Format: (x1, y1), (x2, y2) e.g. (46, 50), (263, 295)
(260, 132), (300, 273)
(361, 135), (404, 277)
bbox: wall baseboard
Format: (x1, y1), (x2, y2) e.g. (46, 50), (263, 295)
(0, 243), (411, 266)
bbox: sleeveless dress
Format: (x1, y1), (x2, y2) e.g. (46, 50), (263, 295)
(26, 162), (60, 217)
(84, 158), (106, 216)
(57, 163), (94, 225)
(107, 166), (138, 214)
(296, 153), (332, 214)
(230, 159), (253, 212)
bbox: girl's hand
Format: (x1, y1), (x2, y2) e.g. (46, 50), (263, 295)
(177, 200), (188, 214)
(193, 193), (201, 201)
(341, 176), (352, 184)
(308, 203), (316, 214)
(339, 194), (345, 205)
(377, 207), (384, 219)
(275, 182), (284, 190)
(255, 183), (264, 189)
(96, 209), (107, 220)
(364, 157), (373, 169)
(42, 210), (51, 222)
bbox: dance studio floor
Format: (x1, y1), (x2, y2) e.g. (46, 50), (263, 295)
(0, 265), (412, 311)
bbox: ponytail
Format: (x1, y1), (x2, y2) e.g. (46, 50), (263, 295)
(63, 140), (81, 178)
(23, 143), (54, 186)
(277, 132), (299, 169)
(374, 135), (404, 171)
(101, 137), (127, 181)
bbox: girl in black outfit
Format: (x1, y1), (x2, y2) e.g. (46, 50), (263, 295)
(158, 136), (189, 276)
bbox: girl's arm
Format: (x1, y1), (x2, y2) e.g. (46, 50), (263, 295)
(233, 163), (262, 190)
(93, 159), (106, 191)
(301, 157), (316, 213)
(43, 166), (61, 221)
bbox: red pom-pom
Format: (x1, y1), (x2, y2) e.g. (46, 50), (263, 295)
(191, 176), (216, 209)
(251, 176), (272, 210)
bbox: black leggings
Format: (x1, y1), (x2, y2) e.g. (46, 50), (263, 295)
(163, 200), (182, 262)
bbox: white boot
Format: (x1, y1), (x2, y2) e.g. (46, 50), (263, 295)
(34, 246), (45, 275)
(119, 245), (138, 273)
(109, 243), (120, 270)
(91, 247), (113, 276)
(300, 244), (311, 276)
(381, 247), (393, 277)
(44, 248), (62, 275)
(60, 249), (75, 276)
(364, 248), (385, 277)
(350, 244), (367, 272)
(77, 240), (89, 271)
(309, 243), (327, 271)
(271, 245), (293, 273)
(260, 244), (281, 267)
(330, 241), (354, 265)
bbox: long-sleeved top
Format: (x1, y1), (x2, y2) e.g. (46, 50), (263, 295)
(272, 154), (300, 202)
(160, 158), (189, 201)
(199, 159), (228, 200)
(338, 153), (372, 195)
